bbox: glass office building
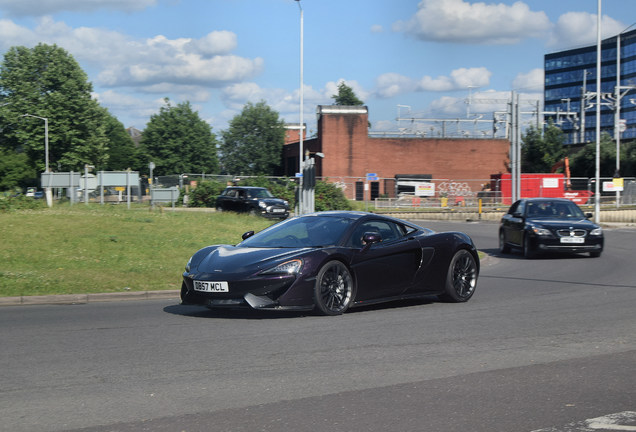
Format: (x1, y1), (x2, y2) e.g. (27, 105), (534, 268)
(544, 29), (636, 145)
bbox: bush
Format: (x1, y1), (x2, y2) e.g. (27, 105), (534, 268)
(314, 181), (352, 211)
(180, 176), (352, 211)
(0, 193), (47, 212)
(184, 180), (227, 208)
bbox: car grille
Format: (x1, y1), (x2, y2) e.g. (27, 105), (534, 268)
(556, 229), (587, 238)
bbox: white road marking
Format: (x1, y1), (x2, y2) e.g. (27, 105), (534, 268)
(531, 411), (636, 432)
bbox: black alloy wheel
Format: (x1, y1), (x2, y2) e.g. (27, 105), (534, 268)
(439, 249), (478, 303)
(314, 261), (354, 316)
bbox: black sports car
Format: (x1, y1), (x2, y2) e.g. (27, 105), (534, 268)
(181, 211), (479, 315)
(499, 198), (604, 258)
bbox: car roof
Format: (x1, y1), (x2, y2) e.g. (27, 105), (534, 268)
(227, 186), (266, 190)
(522, 198), (574, 203)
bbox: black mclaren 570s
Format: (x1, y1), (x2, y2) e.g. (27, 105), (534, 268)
(181, 211), (479, 315)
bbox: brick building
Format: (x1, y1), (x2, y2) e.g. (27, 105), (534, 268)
(283, 105), (510, 201)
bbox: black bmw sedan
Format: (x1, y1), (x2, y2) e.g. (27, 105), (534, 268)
(499, 198), (604, 258)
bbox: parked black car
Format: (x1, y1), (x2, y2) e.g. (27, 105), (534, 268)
(499, 198), (604, 258)
(181, 211), (479, 315)
(215, 186), (289, 219)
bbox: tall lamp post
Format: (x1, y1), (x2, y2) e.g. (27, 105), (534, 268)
(594, 0), (601, 224)
(21, 113), (52, 207)
(295, 0), (304, 215)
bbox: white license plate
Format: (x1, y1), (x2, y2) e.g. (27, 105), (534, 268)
(560, 237), (584, 244)
(193, 281), (229, 292)
(272, 208), (285, 213)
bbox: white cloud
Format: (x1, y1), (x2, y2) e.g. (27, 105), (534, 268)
(393, 0), (551, 45)
(512, 68), (544, 92)
(375, 67), (491, 98)
(0, 17), (263, 90)
(548, 12), (625, 49)
(370, 24), (384, 34)
(0, 0), (156, 16)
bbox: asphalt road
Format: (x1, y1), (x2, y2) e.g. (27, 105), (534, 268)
(1, 221), (635, 432)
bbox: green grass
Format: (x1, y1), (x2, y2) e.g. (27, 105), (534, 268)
(0, 205), (273, 297)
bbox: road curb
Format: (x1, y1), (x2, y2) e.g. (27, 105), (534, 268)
(0, 290), (180, 307)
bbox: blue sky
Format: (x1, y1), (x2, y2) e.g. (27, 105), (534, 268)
(0, 0), (634, 135)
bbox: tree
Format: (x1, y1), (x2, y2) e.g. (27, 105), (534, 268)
(332, 81), (364, 106)
(0, 44), (110, 178)
(521, 121), (566, 173)
(570, 132), (620, 178)
(0, 148), (36, 190)
(220, 101), (285, 176)
(101, 108), (141, 171)
(141, 99), (218, 176)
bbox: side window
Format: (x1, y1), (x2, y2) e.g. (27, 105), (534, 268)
(349, 220), (404, 248)
(517, 201), (526, 216)
(508, 201), (519, 215)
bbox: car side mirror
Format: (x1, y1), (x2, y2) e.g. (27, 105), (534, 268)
(585, 212), (593, 219)
(361, 231), (381, 252)
(242, 231), (255, 240)
(513, 211), (523, 218)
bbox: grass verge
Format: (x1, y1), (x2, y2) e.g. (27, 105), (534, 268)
(0, 205), (273, 297)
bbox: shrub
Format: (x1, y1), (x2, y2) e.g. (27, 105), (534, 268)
(0, 193), (47, 212)
(184, 180), (227, 208)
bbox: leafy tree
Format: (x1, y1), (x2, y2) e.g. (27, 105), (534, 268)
(624, 140), (636, 177)
(521, 121), (566, 173)
(570, 132), (621, 177)
(101, 108), (141, 171)
(0, 44), (110, 177)
(141, 99), (218, 176)
(0, 148), (36, 190)
(332, 81), (364, 106)
(220, 101), (286, 176)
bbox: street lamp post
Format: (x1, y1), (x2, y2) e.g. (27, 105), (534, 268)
(594, 0), (601, 224)
(21, 113), (52, 207)
(295, 0), (304, 215)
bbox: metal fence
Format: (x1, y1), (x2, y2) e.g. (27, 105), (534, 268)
(148, 173), (636, 210)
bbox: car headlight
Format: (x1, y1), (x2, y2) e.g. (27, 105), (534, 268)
(185, 257), (192, 272)
(590, 227), (603, 236)
(258, 201), (267, 209)
(283, 200), (289, 207)
(262, 259), (303, 275)
(531, 226), (552, 236)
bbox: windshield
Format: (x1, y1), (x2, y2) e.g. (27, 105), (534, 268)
(239, 215), (353, 248)
(526, 201), (586, 219)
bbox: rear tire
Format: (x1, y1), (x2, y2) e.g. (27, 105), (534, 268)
(314, 261), (354, 315)
(438, 249), (478, 303)
(590, 250), (602, 258)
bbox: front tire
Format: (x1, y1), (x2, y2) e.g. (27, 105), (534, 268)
(499, 230), (511, 254)
(314, 261), (354, 315)
(523, 233), (535, 259)
(439, 249), (478, 303)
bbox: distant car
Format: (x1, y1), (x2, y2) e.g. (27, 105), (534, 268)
(33, 191), (44, 199)
(181, 211), (479, 315)
(499, 198), (604, 258)
(215, 186), (289, 219)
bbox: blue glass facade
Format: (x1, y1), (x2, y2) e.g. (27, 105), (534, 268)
(544, 29), (636, 145)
